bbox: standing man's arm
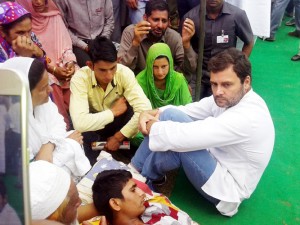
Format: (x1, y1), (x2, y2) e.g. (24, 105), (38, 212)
(181, 18), (198, 81)
(54, 0), (88, 50)
(242, 41), (254, 57)
(236, 10), (254, 57)
(101, 0), (115, 38)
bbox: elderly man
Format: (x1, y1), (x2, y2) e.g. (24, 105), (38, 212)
(30, 160), (98, 225)
(118, 0), (196, 81)
(131, 48), (275, 216)
(181, 0), (254, 98)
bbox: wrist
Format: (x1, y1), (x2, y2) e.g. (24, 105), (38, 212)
(182, 41), (191, 49)
(132, 39), (140, 47)
(32, 45), (44, 58)
(45, 141), (56, 151)
(113, 132), (125, 142)
(52, 66), (57, 76)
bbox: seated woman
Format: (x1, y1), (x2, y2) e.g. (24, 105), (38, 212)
(136, 43), (192, 109)
(17, 0), (78, 130)
(0, 1), (45, 62)
(131, 43), (192, 147)
(1, 57), (91, 179)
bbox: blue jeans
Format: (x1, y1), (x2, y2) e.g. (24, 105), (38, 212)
(131, 108), (219, 204)
(270, 0), (290, 38)
(128, 1), (147, 24)
(294, 0), (300, 31)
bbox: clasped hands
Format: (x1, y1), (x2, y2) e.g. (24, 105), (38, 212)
(53, 61), (76, 81)
(139, 109), (160, 136)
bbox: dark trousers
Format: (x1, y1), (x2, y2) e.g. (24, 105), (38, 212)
(191, 69), (212, 101)
(286, 0), (295, 14)
(82, 106), (133, 165)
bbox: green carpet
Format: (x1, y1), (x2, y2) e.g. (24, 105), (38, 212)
(170, 20), (300, 225)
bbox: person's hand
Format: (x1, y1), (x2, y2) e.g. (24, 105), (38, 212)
(65, 61), (76, 76)
(111, 97), (127, 117)
(104, 136), (121, 151)
(11, 36), (37, 57)
(126, 0), (138, 9)
(182, 18), (195, 49)
(133, 20), (151, 46)
(53, 66), (73, 81)
(139, 109), (160, 135)
(104, 132), (125, 151)
(67, 130), (83, 145)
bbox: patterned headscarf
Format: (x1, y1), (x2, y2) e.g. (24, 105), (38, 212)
(0, 1), (30, 25)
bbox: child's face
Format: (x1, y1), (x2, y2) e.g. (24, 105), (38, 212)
(153, 57), (169, 81)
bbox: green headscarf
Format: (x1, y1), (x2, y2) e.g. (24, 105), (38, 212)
(136, 43), (192, 108)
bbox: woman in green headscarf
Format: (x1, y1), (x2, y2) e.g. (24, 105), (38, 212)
(136, 43), (192, 108)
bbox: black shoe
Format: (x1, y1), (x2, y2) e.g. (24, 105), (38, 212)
(146, 175), (167, 192)
(291, 54), (300, 61)
(264, 37), (276, 42)
(288, 30), (300, 38)
(258, 36), (275, 42)
(151, 175), (167, 186)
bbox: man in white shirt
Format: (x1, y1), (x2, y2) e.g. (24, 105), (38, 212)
(131, 48), (275, 217)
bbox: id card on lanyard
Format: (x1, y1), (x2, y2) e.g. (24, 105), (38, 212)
(217, 30), (229, 43)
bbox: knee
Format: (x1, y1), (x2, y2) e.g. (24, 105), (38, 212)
(159, 108), (190, 122)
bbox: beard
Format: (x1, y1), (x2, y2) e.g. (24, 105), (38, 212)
(214, 86), (246, 108)
(148, 28), (166, 40)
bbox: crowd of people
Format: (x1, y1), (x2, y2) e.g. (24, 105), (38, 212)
(0, 0), (276, 224)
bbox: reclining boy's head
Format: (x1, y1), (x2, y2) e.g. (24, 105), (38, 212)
(92, 170), (146, 224)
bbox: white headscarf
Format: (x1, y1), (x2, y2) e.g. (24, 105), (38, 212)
(2, 57), (91, 177)
(29, 160), (71, 220)
(1, 57), (65, 158)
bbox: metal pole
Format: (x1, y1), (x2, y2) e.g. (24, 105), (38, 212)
(194, 0), (206, 101)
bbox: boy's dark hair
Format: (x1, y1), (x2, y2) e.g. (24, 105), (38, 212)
(208, 48), (252, 84)
(92, 170), (132, 223)
(88, 36), (117, 63)
(145, 0), (169, 17)
(28, 59), (46, 91)
(1, 14), (32, 35)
